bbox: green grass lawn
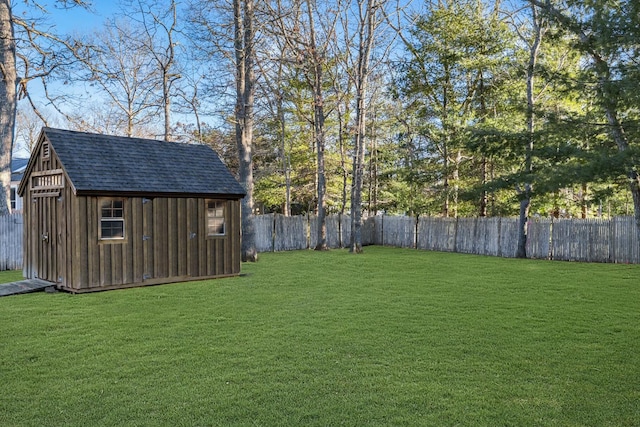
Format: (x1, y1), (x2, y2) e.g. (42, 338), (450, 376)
(1, 246), (639, 426)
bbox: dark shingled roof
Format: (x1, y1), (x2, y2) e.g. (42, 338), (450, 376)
(41, 127), (245, 198)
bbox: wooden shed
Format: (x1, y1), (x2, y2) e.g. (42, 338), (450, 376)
(18, 127), (246, 293)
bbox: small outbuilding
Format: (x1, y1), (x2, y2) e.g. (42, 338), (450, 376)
(18, 127), (246, 293)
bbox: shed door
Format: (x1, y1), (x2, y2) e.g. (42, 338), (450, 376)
(33, 194), (64, 283)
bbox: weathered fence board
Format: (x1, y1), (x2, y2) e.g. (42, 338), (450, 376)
(474, 217), (501, 257)
(308, 215), (318, 249)
(325, 215), (341, 249)
(552, 219), (586, 262)
(455, 218), (476, 254)
(383, 216), (415, 248)
(341, 215), (352, 248)
(590, 220), (612, 262)
(551, 218), (616, 263)
(527, 218), (552, 259)
(4, 212), (640, 269)
(0, 214), (23, 271)
(254, 214), (275, 253)
(614, 217), (640, 263)
(362, 216), (382, 246)
(498, 218), (519, 258)
(274, 214), (307, 251)
(417, 217), (456, 252)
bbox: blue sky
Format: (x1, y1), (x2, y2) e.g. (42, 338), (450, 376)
(13, 1), (119, 35)
(11, 2), (123, 156)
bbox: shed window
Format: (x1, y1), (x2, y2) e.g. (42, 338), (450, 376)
(207, 200), (225, 236)
(100, 199), (125, 240)
(10, 187), (16, 210)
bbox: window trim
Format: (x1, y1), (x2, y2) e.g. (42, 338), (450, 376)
(206, 199), (226, 237)
(10, 187), (16, 210)
(99, 198), (126, 242)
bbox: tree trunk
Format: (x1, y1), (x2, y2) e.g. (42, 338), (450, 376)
(306, 0), (328, 251)
(478, 71), (488, 217)
(581, 182), (588, 219)
(163, 72), (171, 140)
(600, 86), (640, 232)
(313, 91), (328, 251)
(234, 0), (257, 262)
(0, 0), (16, 216)
(349, 0), (377, 253)
(442, 141), (449, 217)
(480, 155), (488, 217)
(442, 75), (450, 218)
(368, 113), (378, 215)
(278, 98), (291, 216)
(338, 102), (348, 216)
(516, 4), (544, 258)
(162, 0), (177, 141)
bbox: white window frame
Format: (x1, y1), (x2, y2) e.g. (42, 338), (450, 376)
(207, 200), (226, 236)
(99, 198), (125, 241)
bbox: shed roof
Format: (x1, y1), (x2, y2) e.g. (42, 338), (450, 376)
(21, 128), (246, 198)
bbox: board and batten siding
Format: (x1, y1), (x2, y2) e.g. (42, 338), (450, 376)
(22, 143), (68, 285)
(20, 138), (241, 291)
(19, 130), (244, 291)
(62, 196), (241, 292)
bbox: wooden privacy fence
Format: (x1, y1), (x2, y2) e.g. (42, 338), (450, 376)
(0, 213), (23, 270)
(2, 213), (640, 270)
(254, 214), (640, 264)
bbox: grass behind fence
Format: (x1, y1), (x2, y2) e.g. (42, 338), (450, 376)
(1, 247), (639, 426)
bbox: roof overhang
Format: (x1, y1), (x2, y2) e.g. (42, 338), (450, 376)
(74, 190), (246, 200)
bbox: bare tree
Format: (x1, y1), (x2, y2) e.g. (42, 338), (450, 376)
(70, 20), (160, 136)
(347, 0), (385, 253)
(0, 0), (17, 215)
(15, 105), (52, 153)
(255, 36), (293, 216)
(186, 0), (259, 261)
(0, 0), (88, 215)
(265, 0), (341, 250)
(235, 0), (258, 261)
(305, 0), (330, 250)
(129, 0), (182, 141)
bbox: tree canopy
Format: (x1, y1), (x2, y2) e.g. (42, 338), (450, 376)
(3, 0), (640, 235)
